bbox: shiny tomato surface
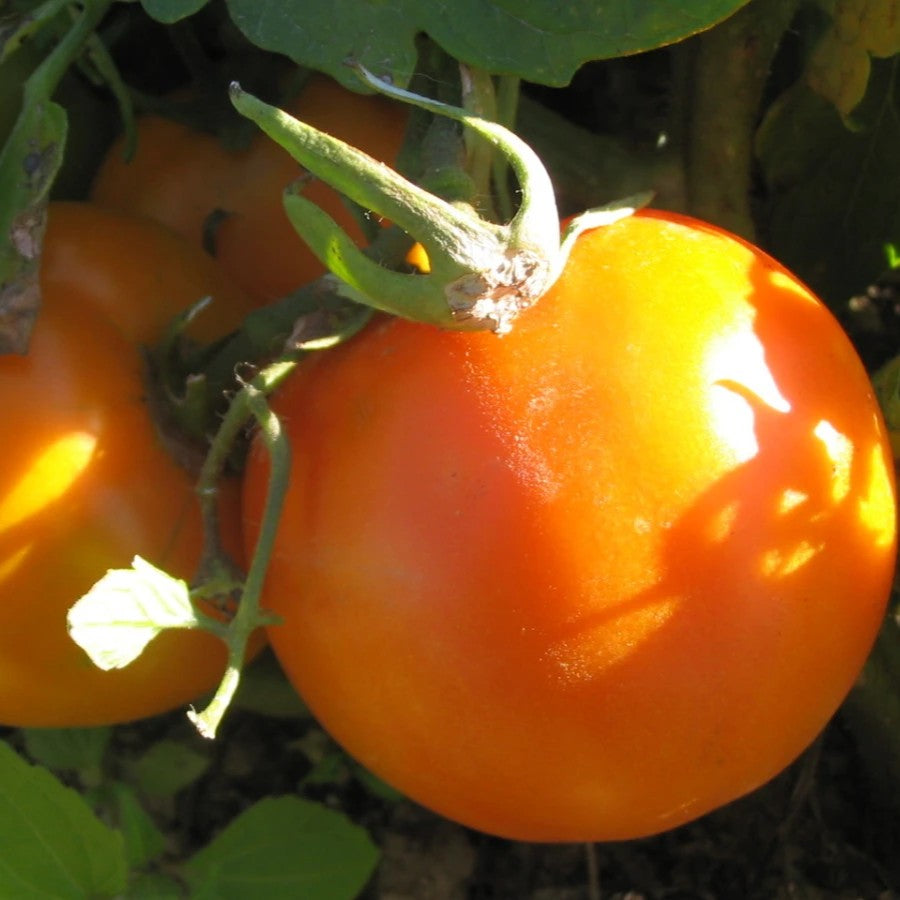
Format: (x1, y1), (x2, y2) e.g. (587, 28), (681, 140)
(242, 210), (897, 841)
(90, 76), (407, 301)
(0, 203), (254, 726)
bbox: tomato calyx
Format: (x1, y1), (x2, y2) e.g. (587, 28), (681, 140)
(229, 67), (649, 334)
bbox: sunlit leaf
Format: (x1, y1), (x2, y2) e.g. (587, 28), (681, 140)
(67, 556), (202, 671)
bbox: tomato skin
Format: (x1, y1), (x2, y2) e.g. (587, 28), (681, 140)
(89, 77), (407, 301)
(0, 203), (255, 727)
(42, 202), (255, 344)
(242, 210), (897, 841)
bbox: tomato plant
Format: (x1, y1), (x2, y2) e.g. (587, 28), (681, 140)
(242, 210), (897, 842)
(0, 202), (256, 727)
(89, 76), (408, 301)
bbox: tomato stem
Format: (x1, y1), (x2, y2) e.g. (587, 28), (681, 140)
(189, 291), (372, 737)
(492, 73), (521, 222)
(82, 29), (137, 160)
(348, 61), (562, 272)
(189, 360), (296, 738)
(230, 67), (645, 333)
(458, 64), (500, 220)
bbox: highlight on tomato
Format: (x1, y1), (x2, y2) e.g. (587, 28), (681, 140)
(89, 75), (408, 301)
(242, 209), (897, 842)
(0, 202), (257, 728)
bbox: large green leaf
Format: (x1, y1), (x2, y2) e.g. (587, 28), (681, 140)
(0, 742), (127, 898)
(224, 0), (752, 88)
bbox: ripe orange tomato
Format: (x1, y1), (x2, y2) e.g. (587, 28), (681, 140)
(41, 202), (254, 344)
(89, 76), (407, 302)
(0, 203), (256, 727)
(242, 210), (897, 841)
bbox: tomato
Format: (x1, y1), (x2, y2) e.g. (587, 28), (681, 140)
(89, 76), (408, 302)
(42, 202), (254, 344)
(242, 210), (897, 842)
(0, 202), (256, 727)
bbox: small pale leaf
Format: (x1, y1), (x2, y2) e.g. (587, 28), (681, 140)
(67, 556), (200, 671)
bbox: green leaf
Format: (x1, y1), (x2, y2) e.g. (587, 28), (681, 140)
(131, 738), (211, 799)
(0, 98), (66, 353)
(0, 741), (127, 898)
(300, 749), (349, 789)
(22, 726), (112, 773)
(352, 764), (406, 803)
(756, 59), (900, 308)
(182, 796), (379, 900)
(67, 555), (208, 671)
(806, 24), (872, 116)
(800, 0), (900, 118)
(225, 0), (752, 89)
(128, 873), (184, 900)
(0, 0), (110, 354)
(140, 0), (210, 23)
(126, 872), (185, 899)
(97, 782), (167, 869)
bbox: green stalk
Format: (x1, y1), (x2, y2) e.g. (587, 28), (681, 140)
(82, 30), (136, 158)
(459, 64), (499, 218)
(188, 359), (297, 739)
(23, 0), (113, 103)
(1, 0), (69, 61)
(680, 0), (801, 238)
(493, 74), (521, 222)
(514, 93), (685, 216)
(230, 65), (644, 334)
(186, 294), (371, 737)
